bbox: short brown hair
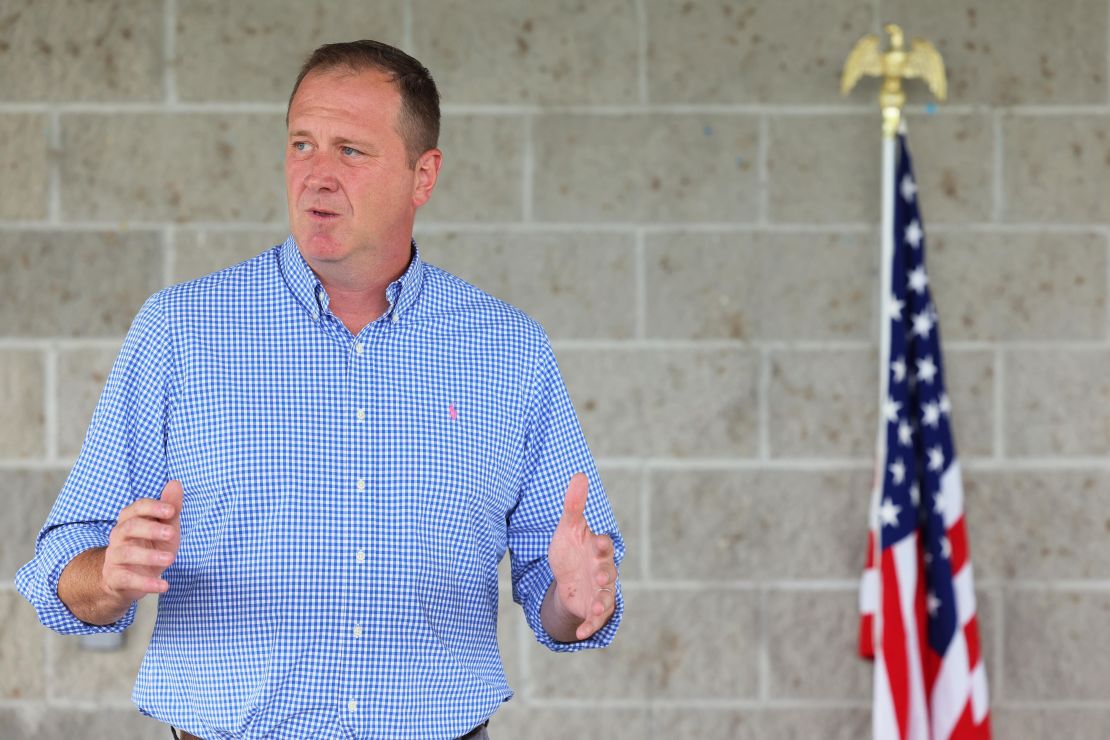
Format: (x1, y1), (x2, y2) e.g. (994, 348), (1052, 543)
(287, 40), (440, 168)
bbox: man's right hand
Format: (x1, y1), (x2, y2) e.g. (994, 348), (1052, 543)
(101, 479), (183, 605)
(57, 479), (183, 625)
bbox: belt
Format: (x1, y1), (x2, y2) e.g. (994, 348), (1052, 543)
(172, 719), (488, 739)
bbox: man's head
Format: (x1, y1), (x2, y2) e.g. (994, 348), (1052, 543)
(285, 41), (442, 279)
(287, 40), (440, 168)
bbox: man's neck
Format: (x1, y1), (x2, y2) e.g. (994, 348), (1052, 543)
(307, 245), (412, 336)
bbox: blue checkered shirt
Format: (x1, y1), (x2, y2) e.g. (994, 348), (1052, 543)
(16, 237), (624, 739)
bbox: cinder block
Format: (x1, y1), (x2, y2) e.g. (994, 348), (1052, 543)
(1003, 349), (1110, 456)
(930, 231), (1106, 341)
(0, 591), (46, 699)
(0, 231), (162, 337)
(491, 707), (649, 739)
(1003, 116), (1110, 223)
(60, 114), (286, 222)
(558, 348), (759, 458)
(596, 466), (642, 581)
(527, 588), (759, 699)
(49, 598), (157, 701)
(768, 348), (876, 459)
(767, 115), (876, 224)
(175, 0), (404, 102)
(651, 708), (871, 739)
(645, 0), (873, 103)
(883, 0), (1108, 105)
(57, 346), (120, 457)
(644, 231), (875, 340)
(0, 469), (66, 580)
(173, 230), (287, 284)
(0, 707), (165, 739)
(0, 114), (50, 220)
(534, 114), (759, 223)
(649, 469), (871, 581)
(902, 113), (994, 224)
(0, 0), (162, 101)
(1002, 589), (1110, 700)
(993, 708), (1110, 740)
(943, 350), (994, 458)
(766, 589), (871, 699)
(418, 231), (635, 340)
(0, 350), (44, 458)
(420, 115), (525, 223)
(412, 0), (639, 105)
(964, 470), (1110, 579)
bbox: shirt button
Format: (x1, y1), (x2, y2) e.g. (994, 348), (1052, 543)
(354, 342), (364, 355)
(311, 309), (319, 321)
(355, 549), (365, 563)
(390, 312), (399, 324)
(356, 479), (366, 492)
(353, 624), (363, 638)
(348, 700), (357, 712)
(356, 408), (366, 422)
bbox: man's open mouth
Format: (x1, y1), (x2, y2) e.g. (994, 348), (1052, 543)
(308, 208), (339, 219)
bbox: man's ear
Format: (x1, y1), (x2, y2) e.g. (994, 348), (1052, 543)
(412, 148), (442, 208)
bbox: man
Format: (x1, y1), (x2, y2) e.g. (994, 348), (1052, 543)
(17, 40), (623, 740)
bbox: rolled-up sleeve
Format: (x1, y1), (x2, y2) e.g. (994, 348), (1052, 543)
(507, 335), (624, 652)
(15, 291), (174, 635)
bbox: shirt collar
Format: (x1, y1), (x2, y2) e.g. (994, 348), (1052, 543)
(279, 235), (426, 324)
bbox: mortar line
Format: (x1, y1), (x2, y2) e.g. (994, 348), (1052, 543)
(48, 110), (61, 223)
(634, 229), (646, 340)
(521, 115), (534, 223)
(992, 110), (1004, 222)
(164, 0), (178, 104)
(44, 345), (58, 461)
(993, 348), (1005, 459)
(759, 348), (771, 460)
(757, 114), (770, 225)
(640, 464), (651, 581)
(635, 0), (649, 104)
(402, 0), (414, 51)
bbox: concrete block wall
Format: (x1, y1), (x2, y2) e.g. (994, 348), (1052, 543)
(1, 0), (1108, 737)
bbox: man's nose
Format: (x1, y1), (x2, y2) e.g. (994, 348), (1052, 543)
(303, 156), (339, 191)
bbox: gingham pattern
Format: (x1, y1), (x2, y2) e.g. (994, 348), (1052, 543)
(16, 236), (624, 740)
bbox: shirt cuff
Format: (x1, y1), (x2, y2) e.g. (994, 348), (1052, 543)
(519, 558), (624, 653)
(15, 523), (138, 635)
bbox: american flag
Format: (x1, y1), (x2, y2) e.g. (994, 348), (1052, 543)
(859, 133), (991, 740)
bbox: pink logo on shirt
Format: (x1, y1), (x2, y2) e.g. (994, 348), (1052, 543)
(449, 403), (458, 421)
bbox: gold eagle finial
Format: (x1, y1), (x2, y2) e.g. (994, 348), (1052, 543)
(842, 24), (947, 138)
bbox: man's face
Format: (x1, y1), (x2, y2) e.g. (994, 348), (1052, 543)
(285, 67), (438, 271)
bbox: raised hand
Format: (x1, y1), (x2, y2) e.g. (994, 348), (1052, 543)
(100, 479), (183, 606)
(545, 473), (618, 641)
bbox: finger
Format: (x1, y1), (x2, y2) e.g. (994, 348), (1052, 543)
(116, 517), (176, 544)
(104, 567), (169, 595)
(159, 480), (184, 527)
(112, 543), (175, 569)
(593, 533), (614, 559)
(117, 498), (177, 523)
(559, 472), (589, 525)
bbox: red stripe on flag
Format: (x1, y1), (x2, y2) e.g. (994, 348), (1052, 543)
(881, 546), (911, 738)
(964, 615), (982, 671)
(860, 611), (875, 658)
(949, 698), (992, 740)
(948, 516), (969, 574)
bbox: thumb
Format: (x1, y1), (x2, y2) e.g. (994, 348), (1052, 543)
(560, 473), (589, 525)
(160, 479), (184, 526)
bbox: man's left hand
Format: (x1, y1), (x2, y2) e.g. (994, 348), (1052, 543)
(544, 472), (618, 641)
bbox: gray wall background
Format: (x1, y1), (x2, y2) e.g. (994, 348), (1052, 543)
(1, 0), (1108, 738)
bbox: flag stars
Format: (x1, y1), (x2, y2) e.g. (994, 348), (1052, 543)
(910, 482), (920, 508)
(883, 396), (903, 423)
(927, 591), (942, 617)
(939, 393), (951, 416)
(908, 265), (929, 294)
(927, 445), (945, 471)
(934, 489), (949, 517)
(889, 459), (906, 485)
(887, 294), (906, 321)
(898, 420), (913, 447)
(922, 402), (941, 428)
(900, 173), (918, 202)
(912, 311), (935, 338)
(916, 356), (938, 384)
(880, 497), (902, 527)
(905, 219), (924, 249)
(891, 356), (907, 383)
(940, 536), (953, 560)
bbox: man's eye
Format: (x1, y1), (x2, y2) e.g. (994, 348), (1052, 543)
(292, 141), (309, 152)
(341, 146), (360, 156)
